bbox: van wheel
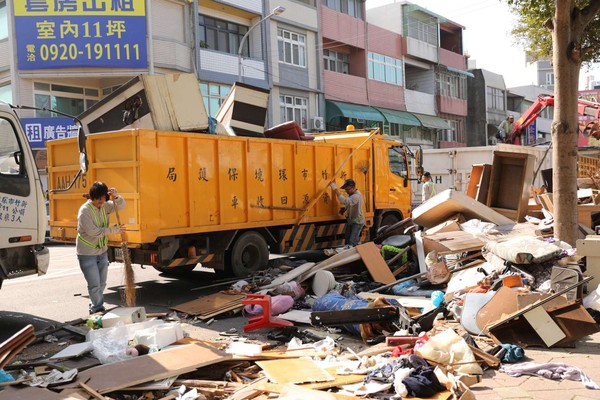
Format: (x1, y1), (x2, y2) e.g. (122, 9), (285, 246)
(228, 231), (269, 277)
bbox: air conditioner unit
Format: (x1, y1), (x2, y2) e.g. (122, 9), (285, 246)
(311, 116), (325, 131)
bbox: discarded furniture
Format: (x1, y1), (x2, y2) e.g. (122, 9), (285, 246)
(242, 294), (294, 332)
(466, 163), (491, 203)
(486, 151), (535, 222)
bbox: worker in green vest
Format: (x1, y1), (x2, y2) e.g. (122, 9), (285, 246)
(76, 181), (126, 314)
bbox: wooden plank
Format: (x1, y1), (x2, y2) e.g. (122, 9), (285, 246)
(356, 242), (396, 284)
(76, 343), (230, 394)
(300, 366), (363, 390)
(256, 358), (334, 385)
(523, 307), (566, 347)
(171, 293), (245, 316)
(357, 292), (430, 309)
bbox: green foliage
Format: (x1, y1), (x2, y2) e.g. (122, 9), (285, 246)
(506, 0), (600, 63)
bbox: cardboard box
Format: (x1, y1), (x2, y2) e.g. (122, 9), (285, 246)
(101, 307), (147, 328)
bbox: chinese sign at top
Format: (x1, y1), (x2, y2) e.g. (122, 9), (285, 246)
(15, 0), (148, 70)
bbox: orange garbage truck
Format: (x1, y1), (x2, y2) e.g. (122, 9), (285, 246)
(47, 127), (415, 277)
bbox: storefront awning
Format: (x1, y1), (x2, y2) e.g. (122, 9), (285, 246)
(447, 66), (475, 78)
(326, 100), (385, 122)
(412, 113), (451, 130)
(374, 107), (421, 127)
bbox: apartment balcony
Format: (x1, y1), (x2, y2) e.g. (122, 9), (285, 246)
(199, 49), (266, 81)
(321, 6), (366, 49)
(406, 37), (437, 63)
(439, 48), (467, 70)
(436, 96), (467, 116)
(153, 39), (192, 71)
(217, 0), (262, 14)
(404, 89), (435, 115)
(323, 70), (368, 104)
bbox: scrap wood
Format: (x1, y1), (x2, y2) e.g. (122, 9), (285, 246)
(300, 366), (364, 390)
(171, 292), (245, 317)
(33, 318), (86, 341)
(74, 343), (231, 394)
(79, 381), (107, 400)
(356, 242), (397, 284)
(0, 324), (35, 369)
(233, 347), (331, 360)
(467, 344), (500, 369)
(252, 380), (365, 399)
(256, 358), (334, 384)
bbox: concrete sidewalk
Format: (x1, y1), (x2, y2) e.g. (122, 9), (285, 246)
(472, 331), (600, 400)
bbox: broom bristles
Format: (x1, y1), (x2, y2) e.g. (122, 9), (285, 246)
(121, 242), (136, 307)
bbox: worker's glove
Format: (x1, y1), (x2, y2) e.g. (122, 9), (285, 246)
(109, 188), (119, 199)
(330, 182), (337, 190)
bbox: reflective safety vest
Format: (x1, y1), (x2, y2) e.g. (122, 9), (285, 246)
(78, 203), (109, 249)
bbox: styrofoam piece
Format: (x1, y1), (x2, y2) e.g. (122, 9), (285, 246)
(86, 319), (164, 342)
(133, 322), (183, 350)
(226, 342), (263, 357)
(101, 307), (147, 328)
(49, 341), (94, 360)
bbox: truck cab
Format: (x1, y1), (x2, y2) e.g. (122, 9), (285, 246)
(0, 102), (49, 287)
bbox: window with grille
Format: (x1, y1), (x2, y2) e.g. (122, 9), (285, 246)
(368, 52), (403, 85)
(323, 49), (349, 74)
(437, 72), (467, 99)
(407, 16), (437, 45)
(280, 95), (308, 129)
(278, 29), (306, 67)
(199, 15), (249, 57)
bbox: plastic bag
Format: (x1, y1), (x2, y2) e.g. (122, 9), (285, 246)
(415, 329), (483, 375)
(91, 323), (131, 364)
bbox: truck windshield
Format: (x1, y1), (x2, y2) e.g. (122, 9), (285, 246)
(388, 147), (408, 178)
(0, 117), (21, 176)
(0, 116), (30, 197)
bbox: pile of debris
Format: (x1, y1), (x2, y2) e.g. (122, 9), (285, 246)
(3, 152), (600, 399)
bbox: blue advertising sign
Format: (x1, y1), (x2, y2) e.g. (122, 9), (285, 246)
(20, 117), (79, 149)
(526, 119), (537, 145)
(14, 0), (147, 70)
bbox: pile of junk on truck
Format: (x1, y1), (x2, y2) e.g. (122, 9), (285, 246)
(3, 73), (600, 399)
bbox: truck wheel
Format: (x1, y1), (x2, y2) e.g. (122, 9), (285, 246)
(229, 231), (269, 277)
(380, 214), (400, 230)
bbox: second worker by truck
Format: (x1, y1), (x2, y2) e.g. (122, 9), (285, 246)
(330, 178), (365, 247)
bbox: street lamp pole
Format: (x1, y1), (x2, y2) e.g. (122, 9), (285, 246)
(237, 6), (285, 83)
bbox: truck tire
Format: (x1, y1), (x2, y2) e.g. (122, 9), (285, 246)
(380, 214), (401, 231)
(229, 231), (269, 277)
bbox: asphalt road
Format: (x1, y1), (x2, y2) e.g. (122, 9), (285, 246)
(0, 243), (245, 342)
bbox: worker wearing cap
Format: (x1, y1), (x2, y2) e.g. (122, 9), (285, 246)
(421, 172), (436, 203)
(497, 115), (514, 142)
(330, 178), (365, 247)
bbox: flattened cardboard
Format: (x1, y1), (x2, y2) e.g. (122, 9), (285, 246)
(171, 292), (245, 317)
(76, 343), (230, 394)
(356, 243), (396, 284)
(256, 358), (334, 384)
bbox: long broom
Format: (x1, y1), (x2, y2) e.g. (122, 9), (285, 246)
(112, 197), (136, 307)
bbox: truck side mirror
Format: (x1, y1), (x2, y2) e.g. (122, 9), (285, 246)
(77, 125), (88, 174)
(13, 150), (22, 165)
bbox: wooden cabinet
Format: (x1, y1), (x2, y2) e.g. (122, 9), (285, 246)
(487, 151), (535, 222)
(466, 164), (492, 204)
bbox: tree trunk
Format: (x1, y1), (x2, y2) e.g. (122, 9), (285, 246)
(552, 0), (581, 245)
